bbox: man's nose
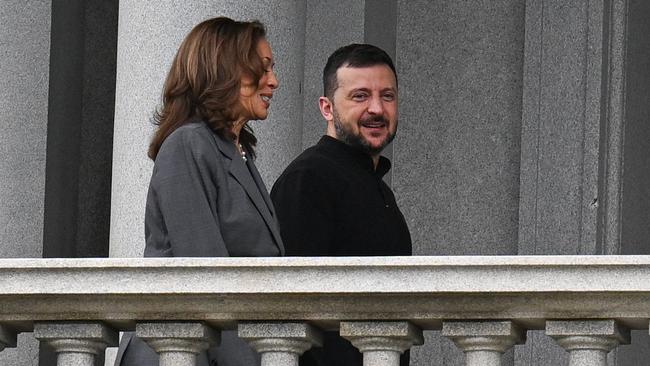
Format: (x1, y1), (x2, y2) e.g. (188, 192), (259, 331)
(367, 96), (384, 115)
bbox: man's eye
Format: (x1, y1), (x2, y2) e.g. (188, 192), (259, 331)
(383, 94), (395, 101)
(352, 94), (367, 101)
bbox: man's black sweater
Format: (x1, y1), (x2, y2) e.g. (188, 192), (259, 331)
(271, 135), (412, 366)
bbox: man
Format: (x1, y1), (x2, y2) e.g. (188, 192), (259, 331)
(271, 44), (411, 365)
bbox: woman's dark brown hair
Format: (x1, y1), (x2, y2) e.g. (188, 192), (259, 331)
(148, 17), (267, 160)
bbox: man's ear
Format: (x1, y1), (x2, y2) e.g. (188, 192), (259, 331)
(319, 96), (334, 122)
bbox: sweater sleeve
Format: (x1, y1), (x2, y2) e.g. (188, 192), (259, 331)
(270, 168), (337, 256)
(144, 127), (230, 258)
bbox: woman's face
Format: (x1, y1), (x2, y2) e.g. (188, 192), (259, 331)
(238, 38), (279, 122)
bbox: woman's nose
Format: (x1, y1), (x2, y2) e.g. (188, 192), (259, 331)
(267, 70), (279, 89)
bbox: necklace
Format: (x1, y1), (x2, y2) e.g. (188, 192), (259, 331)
(238, 143), (247, 162)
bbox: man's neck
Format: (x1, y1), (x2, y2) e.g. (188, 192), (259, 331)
(371, 154), (379, 169)
(326, 132), (381, 170)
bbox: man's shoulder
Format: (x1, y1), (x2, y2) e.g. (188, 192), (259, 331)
(273, 144), (343, 190)
(300, 142), (332, 160)
(285, 144), (339, 173)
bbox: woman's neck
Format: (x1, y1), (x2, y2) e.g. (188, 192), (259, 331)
(231, 118), (247, 145)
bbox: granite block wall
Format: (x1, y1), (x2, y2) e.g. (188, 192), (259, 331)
(394, 0), (524, 257)
(393, 1), (525, 364)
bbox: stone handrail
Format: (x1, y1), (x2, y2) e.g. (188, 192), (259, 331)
(0, 255), (649, 365)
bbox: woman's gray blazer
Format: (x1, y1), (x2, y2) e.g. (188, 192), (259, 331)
(115, 121), (285, 366)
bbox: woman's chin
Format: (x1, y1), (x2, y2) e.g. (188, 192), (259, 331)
(255, 112), (269, 120)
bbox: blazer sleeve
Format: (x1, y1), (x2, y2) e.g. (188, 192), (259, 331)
(145, 127), (230, 257)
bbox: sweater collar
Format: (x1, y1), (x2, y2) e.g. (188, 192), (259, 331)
(317, 135), (392, 177)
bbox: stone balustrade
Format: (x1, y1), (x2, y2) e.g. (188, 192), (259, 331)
(0, 255), (649, 365)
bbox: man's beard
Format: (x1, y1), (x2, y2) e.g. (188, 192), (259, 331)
(333, 110), (396, 156)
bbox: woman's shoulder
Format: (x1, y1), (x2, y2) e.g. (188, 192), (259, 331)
(166, 121), (212, 142)
(160, 121), (219, 152)
(155, 121), (219, 162)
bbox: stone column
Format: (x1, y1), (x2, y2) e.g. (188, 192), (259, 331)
(0, 325), (17, 352)
(136, 322), (219, 366)
(33, 322), (117, 366)
(340, 321), (423, 366)
(517, 0), (620, 257)
(110, 0), (307, 258)
(238, 322), (322, 366)
(0, 0), (51, 259)
(442, 321), (525, 366)
(546, 320), (630, 366)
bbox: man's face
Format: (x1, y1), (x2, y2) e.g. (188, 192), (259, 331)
(320, 64), (398, 156)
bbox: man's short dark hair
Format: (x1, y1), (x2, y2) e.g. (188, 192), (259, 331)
(322, 43), (397, 99)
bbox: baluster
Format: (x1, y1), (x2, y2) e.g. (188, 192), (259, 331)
(442, 320), (525, 366)
(546, 320), (630, 366)
(34, 322), (117, 366)
(136, 322), (219, 366)
(340, 321), (423, 366)
(239, 322), (322, 366)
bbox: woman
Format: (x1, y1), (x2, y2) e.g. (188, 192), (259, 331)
(114, 17), (283, 366)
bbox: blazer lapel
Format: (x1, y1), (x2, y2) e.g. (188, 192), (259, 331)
(213, 134), (285, 255)
(246, 158), (285, 254)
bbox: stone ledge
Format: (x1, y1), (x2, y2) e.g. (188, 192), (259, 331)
(1, 257), (650, 330)
(2, 256), (650, 294)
